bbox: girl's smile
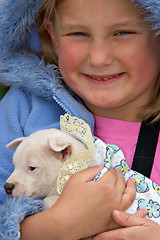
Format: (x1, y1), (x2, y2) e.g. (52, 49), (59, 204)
(47, 0), (160, 121)
(82, 73), (125, 85)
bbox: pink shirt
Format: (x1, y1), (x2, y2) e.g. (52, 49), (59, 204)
(94, 115), (160, 185)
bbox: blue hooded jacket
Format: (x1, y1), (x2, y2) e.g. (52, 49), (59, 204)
(0, 0), (160, 238)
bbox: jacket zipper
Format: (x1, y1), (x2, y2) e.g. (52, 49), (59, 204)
(53, 95), (72, 115)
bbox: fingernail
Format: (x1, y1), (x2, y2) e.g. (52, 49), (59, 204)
(130, 178), (135, 183)
(143, 209), (148, 215)
(113, 209), (121, 216)
(98, 164), (104, 169)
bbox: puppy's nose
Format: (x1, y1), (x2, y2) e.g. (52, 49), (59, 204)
(4, 182), (15, 195)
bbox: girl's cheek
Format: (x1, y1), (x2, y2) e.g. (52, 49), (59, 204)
(61, 39), (86, 58)
(59, 44), (85, 70)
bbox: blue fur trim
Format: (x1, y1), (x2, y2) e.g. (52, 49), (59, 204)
(0, 51), (82, 102)
(0, 0), (43, 59)
(131, 0), (160, 34)
(0, 51), (63, 99)
(0, 197), (45, 240)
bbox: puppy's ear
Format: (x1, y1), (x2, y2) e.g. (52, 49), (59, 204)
(48, 138), (72, 159)
(6, 137), (26, 150)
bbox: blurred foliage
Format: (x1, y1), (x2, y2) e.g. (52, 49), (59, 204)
(0, 83), (7, 100)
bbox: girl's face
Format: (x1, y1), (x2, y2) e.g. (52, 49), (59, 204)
(48, 0), (160, 121)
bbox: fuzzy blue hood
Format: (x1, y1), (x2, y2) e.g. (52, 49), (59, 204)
(0, 0), (160, 99)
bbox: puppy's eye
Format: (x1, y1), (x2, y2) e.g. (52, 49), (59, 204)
(28, 166), (36, 171)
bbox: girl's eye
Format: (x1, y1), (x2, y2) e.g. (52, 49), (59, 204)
(68, 32), (88, 37)
(28, 166), (36, 171)
(115, 31), (135, 36)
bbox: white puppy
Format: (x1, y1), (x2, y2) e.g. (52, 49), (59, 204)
(4, 129), (87, 208)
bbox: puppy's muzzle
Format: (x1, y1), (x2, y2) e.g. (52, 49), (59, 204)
(4, 183), (15, 195)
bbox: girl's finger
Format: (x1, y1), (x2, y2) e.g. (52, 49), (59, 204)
(135, 208), (148, 218)
(69, 165), (104, 183)
(112, 210), (146, 227)
(121, 178), (136, 210)
(115, 169), (126, 195)
(99, 167), (118, 185)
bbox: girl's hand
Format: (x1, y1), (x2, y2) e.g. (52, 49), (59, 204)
(53, 166), (136, 239)
(93, 209), (160, 240)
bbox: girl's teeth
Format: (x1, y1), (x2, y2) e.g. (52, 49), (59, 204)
(91, 74), (120, 80)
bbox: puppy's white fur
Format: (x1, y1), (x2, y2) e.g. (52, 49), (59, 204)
(5, 129), (87, 208)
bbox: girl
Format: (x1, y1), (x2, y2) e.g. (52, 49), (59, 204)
(0, 0), (160, 239)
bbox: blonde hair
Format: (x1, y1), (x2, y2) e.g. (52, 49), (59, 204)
(36, 0), (61, 65)
(142, 76), (160, 122)
(36, 0), (160, 122)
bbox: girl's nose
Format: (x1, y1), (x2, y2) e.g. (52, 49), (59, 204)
(88, 41), (113, 68)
